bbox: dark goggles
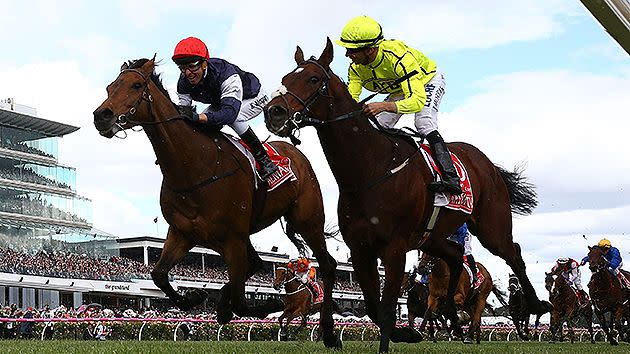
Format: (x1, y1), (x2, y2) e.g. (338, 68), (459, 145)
(178, 60), (203, 73)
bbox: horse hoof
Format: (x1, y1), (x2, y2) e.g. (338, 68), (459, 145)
(279, 333), (289, 342)
(184, 289), (208, 307)
(463, 337), (473, 344)
(324, 335), (342, 349)
(216, 309), (234, 324)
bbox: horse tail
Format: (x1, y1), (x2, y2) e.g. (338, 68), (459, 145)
(283, 217), (308, 256)
(496, 164), (538, 216)
(492, 285), (509, 307)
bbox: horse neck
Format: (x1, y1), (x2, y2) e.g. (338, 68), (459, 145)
(143, 84), (220, 183)
(316, 83), (400, 185)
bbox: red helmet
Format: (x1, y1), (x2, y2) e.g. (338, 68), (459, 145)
(172, 37), (210, 64)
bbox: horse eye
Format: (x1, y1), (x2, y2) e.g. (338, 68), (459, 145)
(132, 83), (143, 90)
(309, 76), (319, 84)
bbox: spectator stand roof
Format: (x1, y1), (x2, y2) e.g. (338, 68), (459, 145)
(0, 106), (79, 138)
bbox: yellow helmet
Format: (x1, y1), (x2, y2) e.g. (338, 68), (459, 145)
(598, 238), (612, 249)
(335, 15), (384, 49)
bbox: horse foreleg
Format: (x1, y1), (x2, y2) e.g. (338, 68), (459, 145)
(220, 238), (251, 324)
(308, 238), (339, 348)
(278, 311), (289, 341)
(150, 227), (198, 310)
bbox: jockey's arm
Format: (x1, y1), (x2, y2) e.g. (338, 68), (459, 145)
(200, 74), (243, 125)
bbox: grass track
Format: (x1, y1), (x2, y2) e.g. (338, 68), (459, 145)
(0, 340), (629, 354)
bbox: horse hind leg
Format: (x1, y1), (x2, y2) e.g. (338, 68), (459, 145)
(284, 204), (340, 348)
(150, 227), (203, 310)
(471, 207), (548, 315)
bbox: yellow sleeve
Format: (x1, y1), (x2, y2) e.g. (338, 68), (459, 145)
(393, 54), (427, 114)
(347, 65), (363, 102)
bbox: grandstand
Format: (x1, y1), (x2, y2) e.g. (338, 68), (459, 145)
(0, 100), (387, 318)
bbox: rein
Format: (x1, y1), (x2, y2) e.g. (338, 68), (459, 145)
(275, 267), (306, 295)
(108, 68), (243, 192)
(112, 69), (186, 137)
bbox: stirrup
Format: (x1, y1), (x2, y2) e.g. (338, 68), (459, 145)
(428, 180), (462, 194)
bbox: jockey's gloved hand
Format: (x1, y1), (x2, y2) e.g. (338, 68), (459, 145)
(178, 105), (200, 122)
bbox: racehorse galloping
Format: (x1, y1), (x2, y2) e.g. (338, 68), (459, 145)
(264, 39), (549, 352)
(418, 253), (505, 344)
(273, 266), (328, 340)
(508, 274), (542, 341)
(544, 272), (595, 343)
(399, 272), (430, 332)
(587, 246), (630, 345)
(92, 58), (341, 348)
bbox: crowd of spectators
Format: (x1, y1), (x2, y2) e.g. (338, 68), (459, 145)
(0, 246), (362, 292)
(0, 140), (54, 159)
(0, 166), (72, 190)
(0, 195), (88, 224)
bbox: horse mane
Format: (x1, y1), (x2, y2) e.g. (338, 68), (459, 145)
(126, 58), (178, 110)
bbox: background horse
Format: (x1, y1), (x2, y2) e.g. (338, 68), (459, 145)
(399, 272), (430, 331)
(587, 246), (630, 345)
(272, 266), (326, 340)
(264, 38), (549, 352)
(418, 253), (506, 344)
(544, 272), (595, 343)
(92, 58), (340, 348)
(508, 274), (542, 340)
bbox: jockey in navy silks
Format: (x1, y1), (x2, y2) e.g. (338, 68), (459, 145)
(172, 36), (278, 180)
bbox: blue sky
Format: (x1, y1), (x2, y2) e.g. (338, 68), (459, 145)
(0, 0), (629, 303)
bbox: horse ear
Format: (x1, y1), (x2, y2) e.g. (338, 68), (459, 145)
(295, 46), (305, 64)
(318, 37), (334, 67)
(141, 56), (156, 75)
(545, 272), (549, 276)
(588, 246), (592, 250)
(120, 62), (129, 71)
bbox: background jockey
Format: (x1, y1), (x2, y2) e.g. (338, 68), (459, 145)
(552, 257), (588, 306)
(582, 238), (629, 289)
(447, 223), (478, 284)
(287, 257), (319, 299)
(171, 36), (278, 180)
(334, 15), (461, 195)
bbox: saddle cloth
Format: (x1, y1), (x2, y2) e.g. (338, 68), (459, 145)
(463, 256), (485, 289)
(419, 145), (473, 214)
(310, 282), (324, 304)
(225, 134), (297, 191)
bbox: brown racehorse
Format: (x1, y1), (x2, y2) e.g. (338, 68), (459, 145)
(92, 58), (341, 348)
(417, 253), (504, 344)
(400, 271), (447, 342)
(273, 266), (325, 340)
(587, 246), (630, 345)
(544, 272), (595, 343)
(264, 38), (549, 352)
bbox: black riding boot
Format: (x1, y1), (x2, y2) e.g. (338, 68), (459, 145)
(426, 131), (462, 195)
(240, 128), (279, 181)
(306, 281), (318, 299)
(466, 254), (478, 284)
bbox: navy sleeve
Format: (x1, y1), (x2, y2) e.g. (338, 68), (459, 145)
(205, 97), (242, 125)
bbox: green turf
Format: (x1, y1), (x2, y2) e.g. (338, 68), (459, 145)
(0, 341), (628, 354)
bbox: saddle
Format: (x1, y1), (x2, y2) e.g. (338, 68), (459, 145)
(462, 257), (484, 290)
(308, 281), (324, 304)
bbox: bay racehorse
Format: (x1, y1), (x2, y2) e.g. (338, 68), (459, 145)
(587, 246), (630, 345)
(418, 253), (506, 344)
(544, 272), (595, 343)
(507, 274), (542, 340)
(92, 57), (340, 348)
(273, 266), (328, 340)
(264, 38), (550, 352)
(400, 270), (447, 342)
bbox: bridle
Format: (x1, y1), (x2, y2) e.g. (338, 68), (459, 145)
(269, 57), (364, 144)
(274, 267), (306, 295)
(109, 68), (185, 139)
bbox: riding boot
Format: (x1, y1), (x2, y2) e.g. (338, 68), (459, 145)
(426, 130), (462, 195)
(306, 281), (318, 299)
(240, 128), (279, 181)
(578, 290), (588, 306)
(466, 254), (478, 285)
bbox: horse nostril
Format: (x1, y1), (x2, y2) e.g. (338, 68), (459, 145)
(94, 108), (114, 121)
(268, 105), (287, 121)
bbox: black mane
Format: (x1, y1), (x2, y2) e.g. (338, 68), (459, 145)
(126, 58), (176, 108)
